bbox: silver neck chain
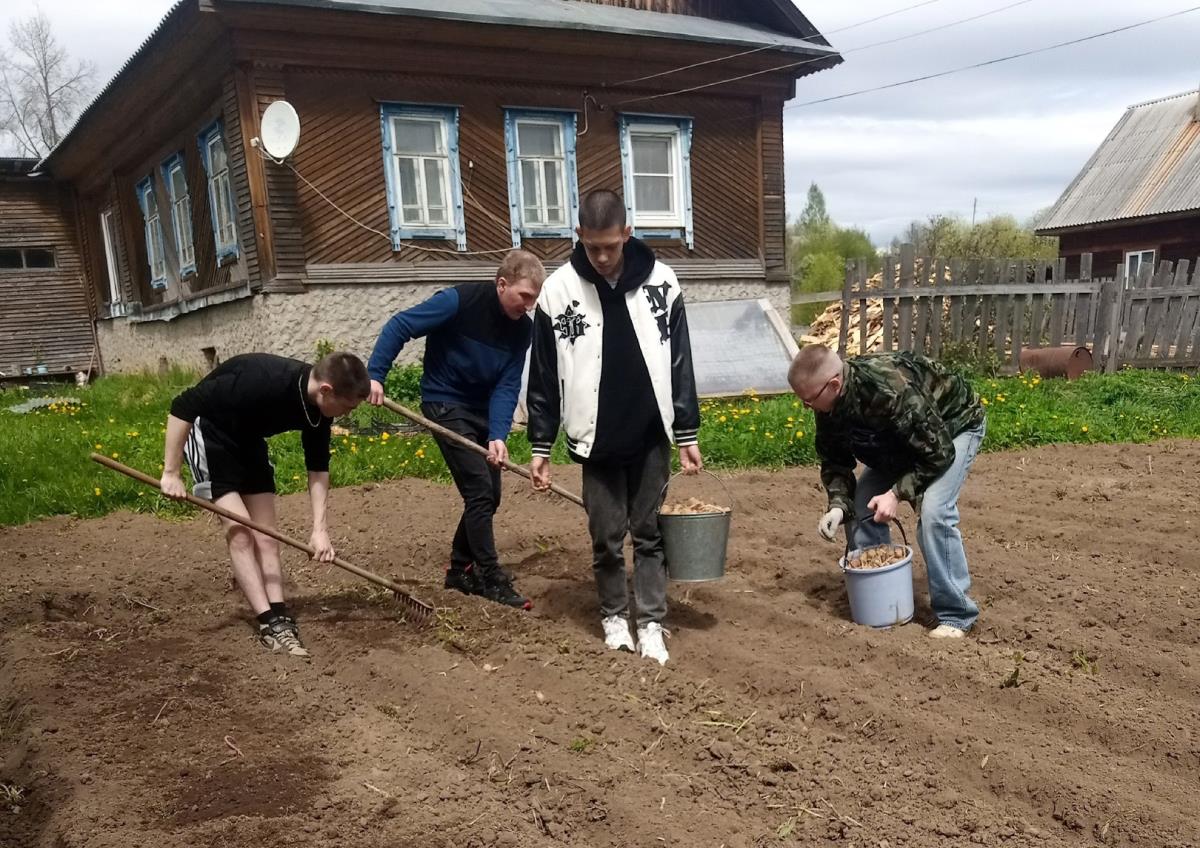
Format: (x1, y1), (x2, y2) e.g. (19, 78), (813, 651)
(299, 373), (321, 428)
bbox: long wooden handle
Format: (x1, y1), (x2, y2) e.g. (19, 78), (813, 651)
(90, 453), (432, 612)
(380, 397), (585, 509)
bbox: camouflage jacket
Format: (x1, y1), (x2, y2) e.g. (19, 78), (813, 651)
(816, 352), (985, 516)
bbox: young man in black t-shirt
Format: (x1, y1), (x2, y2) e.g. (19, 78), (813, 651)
(161, 351), (370, 657)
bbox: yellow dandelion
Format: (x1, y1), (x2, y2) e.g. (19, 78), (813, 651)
(293, 474), (300, 480)
(94, 443), (102, 450)
(796, 430), (804, 438)
(350, 444), (358, 453)
(980, 398), (989, 406)
(94, 487), (102, 497)
(1081, 425), (1089, 433)
(416, 449), (425, 458)
(381, 431), (390, 440)
(111, 452), (119, 459)
(718, 415), (727, 423)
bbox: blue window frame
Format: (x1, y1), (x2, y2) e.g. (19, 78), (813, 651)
(135, 176), (168, 290)
(379, 104), (466, 251)
(160, 153), (196, 276)
(504, 109), (579, 246)
(197, 121), (239, 261)
(618, 114), (694, 248)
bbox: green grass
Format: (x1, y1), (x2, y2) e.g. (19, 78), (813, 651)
(1, 366), (1196, 526)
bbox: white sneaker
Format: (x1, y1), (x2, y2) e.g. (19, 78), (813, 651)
(928, 624), (966, 639)
(637, 622), (669, 665)
(602, 615), (635, 652)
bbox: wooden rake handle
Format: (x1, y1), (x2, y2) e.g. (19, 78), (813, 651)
(89, 453), (434, 618)
(380, 397), (585, 509)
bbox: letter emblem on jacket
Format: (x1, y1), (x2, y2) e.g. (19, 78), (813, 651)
(645, 282), (672, 343)
(553, 301), (590, 344)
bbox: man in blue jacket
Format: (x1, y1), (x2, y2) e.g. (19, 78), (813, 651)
(368, 250), (545, 609)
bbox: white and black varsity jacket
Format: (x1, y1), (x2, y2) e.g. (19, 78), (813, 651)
(527, 238), (700, 462)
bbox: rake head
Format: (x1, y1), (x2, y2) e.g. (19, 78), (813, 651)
(393, 589), (435, 624)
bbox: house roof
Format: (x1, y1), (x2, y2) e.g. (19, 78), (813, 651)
(221, 0), (839, 56)
(0, 158), (51, 182)
(0, 158), (39, 176)
(1037, 88), (1200, 234)
(38, 0), (839, 175)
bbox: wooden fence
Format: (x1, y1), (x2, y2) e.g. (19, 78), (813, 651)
(831, 246), (1200, 372)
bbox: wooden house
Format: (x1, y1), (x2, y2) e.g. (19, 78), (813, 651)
(0, 158), (95, 378)
(1037, 88), (1200, 280)
(37, 0), (842, 372)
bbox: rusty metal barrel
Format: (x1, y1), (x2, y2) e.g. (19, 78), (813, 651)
(1019, 345), (1094, 380)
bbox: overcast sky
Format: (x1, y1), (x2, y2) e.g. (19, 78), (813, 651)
(3, 0), (1198, 243)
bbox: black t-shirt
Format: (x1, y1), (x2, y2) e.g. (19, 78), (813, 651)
(170, 353), (332, 472)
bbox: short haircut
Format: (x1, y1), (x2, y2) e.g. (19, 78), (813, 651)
(496, 249), (546, 286)
(313, 352), (371, 400)
(578, 189), (627, 231)
(788, 345), (841, 391)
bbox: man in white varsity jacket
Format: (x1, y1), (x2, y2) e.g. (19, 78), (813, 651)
(527, 189), (702, 666)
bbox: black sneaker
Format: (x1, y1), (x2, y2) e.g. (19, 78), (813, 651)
(444, 563), (481, 595)
(258, 617), (311, 658)
(476, 569), (531, 611)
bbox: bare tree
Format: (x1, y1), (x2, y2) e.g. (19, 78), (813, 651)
(0, 11), (95, 158)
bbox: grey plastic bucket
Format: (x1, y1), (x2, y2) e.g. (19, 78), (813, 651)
(659, 471), (732, 583)
(839, 535), (915, 628)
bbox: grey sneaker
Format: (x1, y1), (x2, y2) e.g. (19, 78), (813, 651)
(258, 617), (311, 658)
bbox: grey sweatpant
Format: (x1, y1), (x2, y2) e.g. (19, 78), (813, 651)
(580, 440), (671, 627)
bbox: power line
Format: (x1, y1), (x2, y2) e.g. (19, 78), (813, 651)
(841, 0), (1035, 52)
(602, 0), (949, 90)
(614, 0), (1039, 107)
(825, 0), (945, 35)
(605, 44), (774, 89)
(787, 4), (1200, 110)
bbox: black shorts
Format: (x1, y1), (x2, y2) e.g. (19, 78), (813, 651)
(183, 417), (276, 502)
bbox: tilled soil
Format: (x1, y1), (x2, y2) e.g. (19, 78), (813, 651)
(2, 441), (1198, 848)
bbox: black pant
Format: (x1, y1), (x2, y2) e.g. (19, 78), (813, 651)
(581, 439), (671, 626)
(423, 402), (502, 574)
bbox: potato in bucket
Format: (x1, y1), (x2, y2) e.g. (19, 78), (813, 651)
(658, 471), (732, 582)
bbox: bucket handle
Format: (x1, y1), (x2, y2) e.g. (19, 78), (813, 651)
(660, 469), (735, 512)
(842, 517), (909, 563)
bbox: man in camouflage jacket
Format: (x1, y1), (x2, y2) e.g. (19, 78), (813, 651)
(788, 346), (987, 637)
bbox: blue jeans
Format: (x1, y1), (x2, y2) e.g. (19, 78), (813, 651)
(852, 422), (986, 631)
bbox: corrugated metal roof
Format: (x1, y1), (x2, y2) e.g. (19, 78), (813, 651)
(1038, 88), (1200, 232)
(222, 0), (839, 56)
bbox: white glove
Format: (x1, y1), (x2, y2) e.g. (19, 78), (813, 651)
(818, 507), (844, 542)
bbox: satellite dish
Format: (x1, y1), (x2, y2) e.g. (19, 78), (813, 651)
(259, 100), (300, 160)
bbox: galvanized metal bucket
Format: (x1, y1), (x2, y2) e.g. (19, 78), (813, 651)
(659, 471), (733, 583)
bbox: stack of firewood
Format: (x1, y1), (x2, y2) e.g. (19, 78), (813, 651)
(800, 261), (953, 351)
(801, 267), (887, 351)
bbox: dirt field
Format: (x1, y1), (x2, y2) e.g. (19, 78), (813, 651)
(2, 441), (1198, 848)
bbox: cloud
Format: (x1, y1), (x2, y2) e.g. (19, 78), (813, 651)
(786, 0), (1199, 241)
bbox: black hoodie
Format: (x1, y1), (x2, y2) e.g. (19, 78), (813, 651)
(569, 238), (666, 463)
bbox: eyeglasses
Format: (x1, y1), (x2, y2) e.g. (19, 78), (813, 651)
(798, 375), (837, 408)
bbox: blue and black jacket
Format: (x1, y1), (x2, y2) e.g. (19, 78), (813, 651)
(367, 283), (532, 441)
